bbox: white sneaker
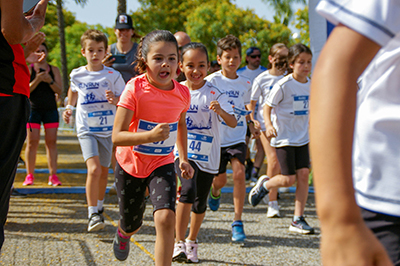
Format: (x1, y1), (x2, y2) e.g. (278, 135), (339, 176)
(186, 241), (199, 263)
(266, 201), (281, 218)
(172, 241), (187, 262)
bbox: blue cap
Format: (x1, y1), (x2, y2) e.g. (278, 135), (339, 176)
(246, 47), (260, 56)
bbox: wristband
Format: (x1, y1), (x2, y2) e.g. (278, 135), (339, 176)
(247, 120), (254, 125)
(66, 105), (75, 110)
(49, 80), (54, 85)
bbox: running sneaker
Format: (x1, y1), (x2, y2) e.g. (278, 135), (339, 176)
(231, 220), (246, 243)
(172, 241), (187, 262)
(186, 241), (199, 263)
(249, 176), (258, 187)
(113, 230), (130, 261)
(208, 188), (221, 211)
(18, 157), (25, 167)
(248, 175), (269, 207)
(98, 208), (105, 222)
(23, 173), (34, 186)
(87, 213), (105, 232)
(48, 174), (62, 186)
(289, 216), (314, 234)
(266, 201), (281, 218)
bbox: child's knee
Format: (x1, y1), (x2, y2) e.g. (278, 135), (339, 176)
(154, 209), (175, 229)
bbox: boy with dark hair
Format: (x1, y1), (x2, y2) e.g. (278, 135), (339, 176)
(206, 35), (256, 243)
(63, 29), (125, 232)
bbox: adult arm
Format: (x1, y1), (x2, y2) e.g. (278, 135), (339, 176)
(309, 24), (392, 266)
(0, 0), (48, 44)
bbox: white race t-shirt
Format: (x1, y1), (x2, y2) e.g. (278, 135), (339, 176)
(237, 65), (267, 83)
(318, 0), (400, 217)
(205, 71), (252, 147)
(251, 70), (284, 131)
(265, 74), (310, 148)
(175, 81), (234, 174)
(70, 66), (125, 137)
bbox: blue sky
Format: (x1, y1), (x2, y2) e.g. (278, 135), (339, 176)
(63, 0), (305, 31)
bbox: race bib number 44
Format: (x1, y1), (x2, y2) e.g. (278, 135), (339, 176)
(293, 95), (309, 116)
(133, 120), (178, 156)
(187, 133), (213, 162)
(88, 110), (114, 132)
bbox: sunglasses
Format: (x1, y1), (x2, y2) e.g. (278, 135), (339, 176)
(249, 54), (261, 59)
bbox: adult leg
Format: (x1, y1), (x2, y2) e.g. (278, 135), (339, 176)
(0, 95), (30, 249)
(44, 127), (58, 176)
(211, 173), (227, 198)
(25, 127), (40, 175)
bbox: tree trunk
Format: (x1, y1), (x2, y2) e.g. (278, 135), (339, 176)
(117, 0), (126, 14)
(56, 0), (69, 98)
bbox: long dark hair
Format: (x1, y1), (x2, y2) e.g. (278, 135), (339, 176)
(135, 30), (179, 74)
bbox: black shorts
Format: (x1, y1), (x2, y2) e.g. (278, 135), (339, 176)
(114, 162), (176, 233)
(361, 208), (400, 266)
(219, 143), (247, 174)
(175, 159), (214, 214)
(275, 144), (309, 175)
(27, 108), (59, 128)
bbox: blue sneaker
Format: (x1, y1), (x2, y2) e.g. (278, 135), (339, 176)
(248, 175), (269, 207)
(231, 220), (246, 243)
(208, 188), (221, 211)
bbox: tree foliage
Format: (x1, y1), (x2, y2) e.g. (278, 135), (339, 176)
(261, 0), (307, 26)
(185, 1), (292, 66)
(292, 6), (309, 46)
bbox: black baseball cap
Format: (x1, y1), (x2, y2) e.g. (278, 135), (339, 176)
(115, 13), (134, 30)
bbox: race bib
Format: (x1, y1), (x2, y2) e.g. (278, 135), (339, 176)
(133, 120), (178, 156)
(293, 96), (309, 116)
(187, 133), (213, 162)
(222, 106), (251, 126)
(87, 110), (114, 132)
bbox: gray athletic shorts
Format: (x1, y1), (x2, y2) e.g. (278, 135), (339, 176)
(78, 134), (112, 167)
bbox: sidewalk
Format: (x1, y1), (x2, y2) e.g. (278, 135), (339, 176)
(2, 132), (321, 265)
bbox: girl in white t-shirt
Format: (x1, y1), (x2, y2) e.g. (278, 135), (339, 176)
(173, 42), (236, 263)
(246, 43), (288, 218)
(249, 43), (314, 234)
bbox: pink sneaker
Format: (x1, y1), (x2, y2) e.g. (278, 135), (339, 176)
(48, 174), (62, 186)
(23, 173), (34, 186)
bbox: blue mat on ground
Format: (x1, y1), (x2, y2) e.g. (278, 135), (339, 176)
(14, 186), (313, 195)
(16, 168), (234, 175)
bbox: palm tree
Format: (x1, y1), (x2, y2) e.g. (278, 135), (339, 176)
(56, 0), (88, 96)
(117, 0), (127, 14)
(262, 0), (307, 26)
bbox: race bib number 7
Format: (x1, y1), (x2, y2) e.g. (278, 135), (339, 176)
(133, 120), (178, 156)
(293, 95), (309, 116)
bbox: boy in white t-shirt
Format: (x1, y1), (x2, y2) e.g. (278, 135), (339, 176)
(63, 29), (125, 232)
(205, 35), (255, 243)
(311, 0), (400, 265)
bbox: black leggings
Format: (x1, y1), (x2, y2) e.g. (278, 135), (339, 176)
(115, 162), (176, 233)
(175, 159), (215, 214)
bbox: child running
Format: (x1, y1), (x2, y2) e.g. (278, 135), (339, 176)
(173, 42), (236, 263)
(248, 43), (314, 234)
(246, 43), (289, 218)
(63, 29), (125, 232)
(206, 35), (254, 243)
(111, 30), (194, 264)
